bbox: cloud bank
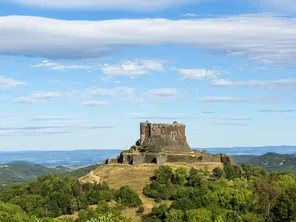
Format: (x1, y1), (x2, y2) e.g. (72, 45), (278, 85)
(1, 15), (296, 65)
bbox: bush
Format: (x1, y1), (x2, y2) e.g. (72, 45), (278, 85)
(116, 186), (142, 208)
(224, 163), (236, 180)
(136, 206), (145, 214)
(213, 167), (225, 179)
(155, 166), (173, 185)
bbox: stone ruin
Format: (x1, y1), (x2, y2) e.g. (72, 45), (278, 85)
(106, 121), (234, 165)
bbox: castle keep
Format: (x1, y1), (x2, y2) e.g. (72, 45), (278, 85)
(107, 121), (234, 165)
(139, 121), (191, 153)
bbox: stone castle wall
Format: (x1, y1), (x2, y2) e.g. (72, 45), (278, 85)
(106, 121), (235, 166)
(140, 121), (192, 153)
(116, 152), (235, 165)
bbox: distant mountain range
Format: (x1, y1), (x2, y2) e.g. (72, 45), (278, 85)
(0, 149), (121, 166)
(202, 145), (296, 156)
(0, 146), (295, 166)
(1, 148), (296, 187)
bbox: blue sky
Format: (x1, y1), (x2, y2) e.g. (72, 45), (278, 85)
(1, 0), (296, 151)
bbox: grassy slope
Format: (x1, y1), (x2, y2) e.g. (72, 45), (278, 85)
(79, 162), (223, 221)
(60, 164), (102, 178)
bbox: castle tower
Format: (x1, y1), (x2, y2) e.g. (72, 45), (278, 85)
(140, 121), (192, 153)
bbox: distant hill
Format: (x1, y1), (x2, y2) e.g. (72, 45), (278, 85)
(0, 162), (69, 187)
(238, 152), (296, 174)
(1, 147), (296, 166)
(202, 145), (296, 156)
(60, 163), (102, 178)
(0, 150), (121, 166)
(233, 155), (257, 164)
(0, 162), (104, 187)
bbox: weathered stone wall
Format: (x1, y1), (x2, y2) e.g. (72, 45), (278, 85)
(140, 121), (192, 153)
(220, 155), (235, 165)
(156, 155), (168, 164)
(117, 152), (234, 165)
(132, 155), (145, 165)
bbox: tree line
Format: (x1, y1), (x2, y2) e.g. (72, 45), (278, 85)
(142, 163), (296, 222)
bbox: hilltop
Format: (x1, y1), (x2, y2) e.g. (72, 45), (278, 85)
(79, 162), (223, 221)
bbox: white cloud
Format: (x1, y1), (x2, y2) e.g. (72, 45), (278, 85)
(31, 60), (91, 71)
(102, 60), (164, 77)
(179, 69), (218, 80)
(225, 117), (252, 121)
(128, 112), (199, 119)
(31, 92), (61, 99)
(182, 13), (198, 17)
(29, 116), (74, 121)
(196, 96), (284, 103)
(1, 15), (296, 65)
(0, 75), (26, 89)
(7, 0), (198, 10)
(214, 122), (250, 126)
(0, 124), (114, 136)
(82, 100), (109, 106)
(12, 97), (43, 104)
(147, 88), (178, 99)
(12, 92), (60, 104)
(85, 87), (135, 97)
(258, 109), (294, 113)
(212, 79), (296, 89)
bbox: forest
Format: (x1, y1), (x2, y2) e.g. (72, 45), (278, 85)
(1, 163), (296, 221)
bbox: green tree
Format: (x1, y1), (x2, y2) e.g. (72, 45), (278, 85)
(254, 176), (280, 221)
(173, 167), (187, 186)
(233, 165), (243, 179)
(224, 163), (236, 180)
(165, 209), (184, 222)
(188, 168), (202, 187)
(212, 167), (225, 179)
(0, 201), (31, 222)
(155, 166), (173, 185)
(116, 186), (142, 208)
(152, 203), (169, 220)
(185, 208), (212, 222)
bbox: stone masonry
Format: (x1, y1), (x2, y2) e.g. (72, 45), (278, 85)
(106, 121), (234, 165)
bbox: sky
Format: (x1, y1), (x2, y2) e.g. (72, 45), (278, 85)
(1, 0), (296, 151)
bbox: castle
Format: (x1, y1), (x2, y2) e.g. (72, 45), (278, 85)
(106, 121), (234, 165)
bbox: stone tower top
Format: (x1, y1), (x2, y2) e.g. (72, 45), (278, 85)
(138, 121), (192, 153)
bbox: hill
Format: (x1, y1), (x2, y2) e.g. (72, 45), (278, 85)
(0, 162), (105, 187)
(239, 152), (296, 174)
(60, 163), (102, 178)
(0, 149), (121, 166)
(0, 162), (69, 187)
(80, 162), (223, 220)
